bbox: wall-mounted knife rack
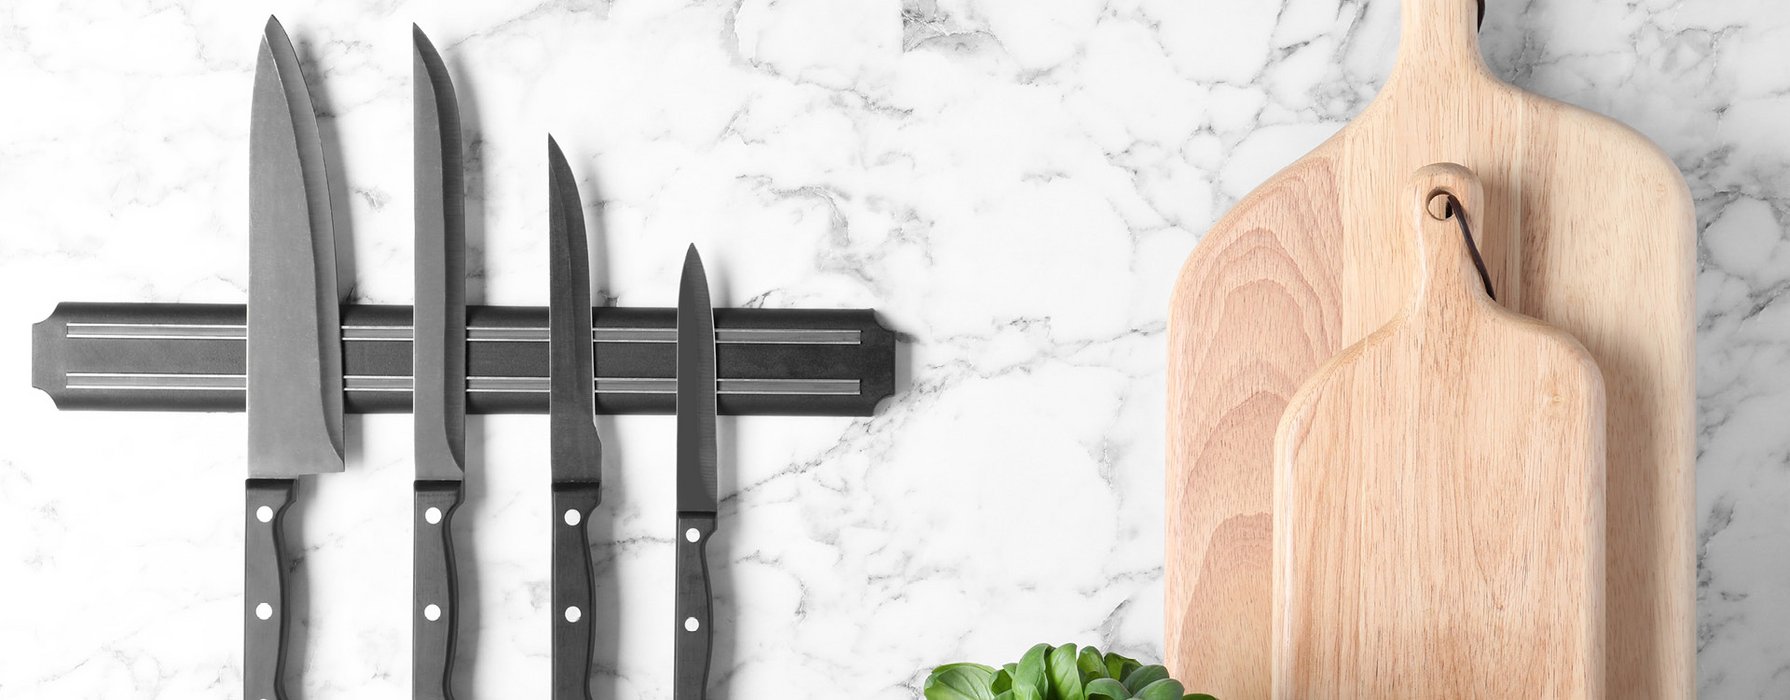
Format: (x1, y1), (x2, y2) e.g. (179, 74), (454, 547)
(32, 302), (895, 416)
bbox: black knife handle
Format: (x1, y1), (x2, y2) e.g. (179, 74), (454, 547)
(246, 478), (297, 700)
(673, 512), (717, 700)
(551, 484), (602, 700)
(413, 480), (464, 700)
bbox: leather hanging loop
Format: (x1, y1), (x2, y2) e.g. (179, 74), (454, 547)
(1443, 194), (1496, 300)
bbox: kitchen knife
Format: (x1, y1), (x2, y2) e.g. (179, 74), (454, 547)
(673, 245), (718, 700)
(546, 137), (603, 700)
(246, 16), (343, 700)
(412, 25), (465, 700)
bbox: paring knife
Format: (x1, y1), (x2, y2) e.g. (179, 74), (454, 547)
(546, 137), (604, 700)
(674, 245), (719, 700)
(412, 25), (466, 700)
(246, 16), (343, 700)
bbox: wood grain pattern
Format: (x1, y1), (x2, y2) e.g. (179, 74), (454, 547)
(1272, 164), (1605, 699)
(1164, 1), (1694, 697)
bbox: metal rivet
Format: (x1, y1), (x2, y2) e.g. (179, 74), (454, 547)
(684, 617), (700, 632)
(425, 507), (443, 525)
(565, 606), (582, 623)
(424, 604), (441, 621)
(564, 509), (581, 527)
(255, 506), (273, 523)
(255, 603), (272, 620)
(685, 528), (700, 542)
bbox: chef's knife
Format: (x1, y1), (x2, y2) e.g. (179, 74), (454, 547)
(674, 245), (719, 700)
(246, 16), (343, 700)
(547, 137), (603, 700)
(412, 25), (465, 700)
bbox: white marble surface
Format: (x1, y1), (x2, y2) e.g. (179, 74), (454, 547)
(2, 0), (1787, 697)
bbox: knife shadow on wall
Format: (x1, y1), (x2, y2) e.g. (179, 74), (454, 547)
(448, 49), (491, 696)
(704, 257), (742, 700)
(282, 35), (362, 700)
(570, 152), (630, 699)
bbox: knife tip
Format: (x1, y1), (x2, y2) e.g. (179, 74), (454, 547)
(412, 24), (441, 68)
(262, 15), (287, 43)
(547, 136), (573, 179)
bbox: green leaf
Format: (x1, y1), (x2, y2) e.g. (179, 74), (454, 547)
(992, 668), (1014, 694)
(926, 643), (1211, 700)
(924, 663), (999, 700)
(932, 662), (999, 676)
(1047, 644), (1086, 700)
(1015, 643), (1051, 697)
(1122, 665), (1169, 693)
(1132, 678), (1184, 700)
(1077, 646), (1109, 682)
(1104, 652), (1141, 682)
(1085, 678), (1131, 700)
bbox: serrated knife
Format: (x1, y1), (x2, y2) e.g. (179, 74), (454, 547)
(246, 16), (343, 700)
(547, 137), (603, 700)
(411, 25), (465, 700)
(674, 245), (719, 700)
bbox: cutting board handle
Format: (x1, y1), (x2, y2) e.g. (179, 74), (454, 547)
(1395, 0), (1488, 77)
(1405, 163), (1491, 317)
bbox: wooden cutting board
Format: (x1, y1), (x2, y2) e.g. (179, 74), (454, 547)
(1272, 164), (1604, 698)
(1164, 1), (1694, 697)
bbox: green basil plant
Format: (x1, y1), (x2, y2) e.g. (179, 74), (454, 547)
(923, 643), (1217, 700)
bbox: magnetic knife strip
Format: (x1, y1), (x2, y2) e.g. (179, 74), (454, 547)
(32, 302), (895, 416)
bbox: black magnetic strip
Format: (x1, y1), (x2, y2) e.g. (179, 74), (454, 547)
(31, 302), (895, 417)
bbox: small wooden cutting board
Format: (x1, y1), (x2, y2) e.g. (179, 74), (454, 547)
(1272, 164), (1604, 698)
(1165, 1), (1693, 696)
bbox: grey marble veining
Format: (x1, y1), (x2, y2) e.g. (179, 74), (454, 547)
(1, 0), (1785, 697)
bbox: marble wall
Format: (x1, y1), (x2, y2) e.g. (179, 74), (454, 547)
(1, 0), (1784, 697)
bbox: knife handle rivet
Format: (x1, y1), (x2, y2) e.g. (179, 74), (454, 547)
(255, 603), (273, 620)
(563, 509), (582, 527)
(425, 507), (443, 525)
(564, 606), (582, 623)
(684, 617), (700, 632)
(255, 506), (274, 523)
(424, 604), (442, 621)
(685, 528), (701, 543)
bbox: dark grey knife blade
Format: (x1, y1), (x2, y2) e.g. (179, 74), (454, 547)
(246, 15), (341, 700)
(674, 244), (718, 700)
(547, 138), (602, 484)
(676, 247), (719, 515)
(411, 24), (465, 700)
(412, 25), (466, 481)
(248, 16), (342, 479)
(546, 136), (602, 700)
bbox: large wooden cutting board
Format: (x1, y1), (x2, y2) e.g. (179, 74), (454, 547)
(1273, 164), (1604, 698)
(1164, 1), (1694, 697)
